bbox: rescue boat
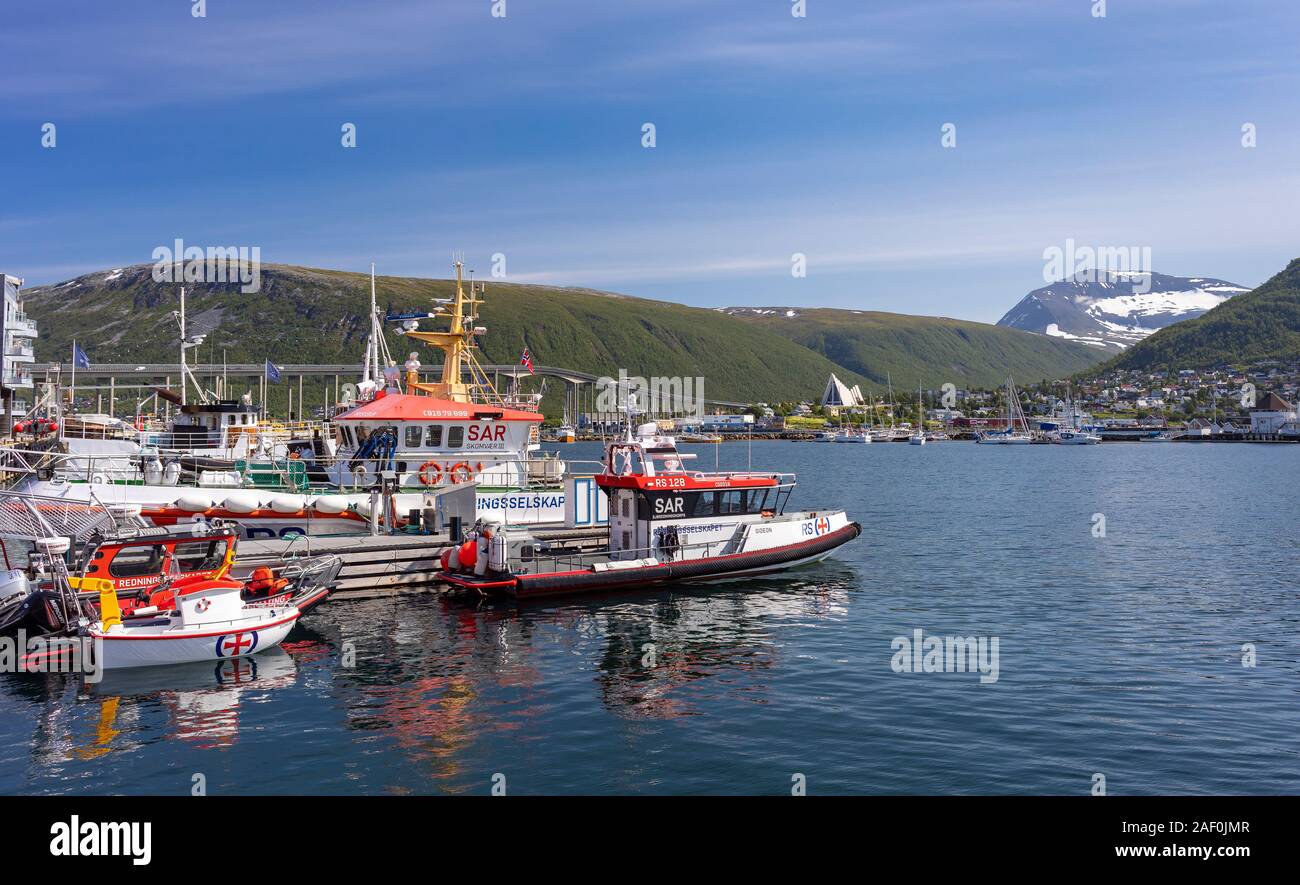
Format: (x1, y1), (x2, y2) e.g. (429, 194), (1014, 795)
(436, 414), (860, 599)
(1, 521), (340, 671)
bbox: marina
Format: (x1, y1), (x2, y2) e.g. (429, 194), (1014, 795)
(3, 440), (1296, 795)
(2, 0), (1297, 840)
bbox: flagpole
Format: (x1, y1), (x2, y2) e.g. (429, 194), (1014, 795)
(263, 362), (268, 420)
(69, 340), (76, 412)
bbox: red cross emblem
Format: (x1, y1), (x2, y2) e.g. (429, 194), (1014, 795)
(215, 631), (259, 658)
(815, 517), (830, 535)
(216, 657), (256, 684)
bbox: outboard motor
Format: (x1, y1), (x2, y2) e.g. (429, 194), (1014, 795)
(143, 457), (163, 485)
(0, 569), (31, 604)
(163, 461), (182, 486)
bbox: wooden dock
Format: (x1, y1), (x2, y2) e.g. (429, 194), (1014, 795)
(231, 526), (608, 599)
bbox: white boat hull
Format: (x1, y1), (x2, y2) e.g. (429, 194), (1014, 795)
(91, 612), (298, 670)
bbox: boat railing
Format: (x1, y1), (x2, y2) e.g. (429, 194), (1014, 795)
(0, 486), (129, 543)
(514, 534), (740, 576)
(1, 445), (605, 495)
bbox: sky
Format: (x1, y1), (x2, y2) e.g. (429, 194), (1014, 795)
(2, 0), (1298, 323)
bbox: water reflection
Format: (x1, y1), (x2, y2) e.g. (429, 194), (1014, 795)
(4, 562), (857, 792)
(17, 649), (301, 764)
(310, 568), (856, 771)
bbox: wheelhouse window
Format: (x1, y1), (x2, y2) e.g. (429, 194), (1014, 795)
(108, 545), (165, 578)
(425, 425), (443, 447)
(447, 425), (464, 448)
(405, 425), (423, 448)
(172, 540), (225, 573)
(639, 488), (776, 519)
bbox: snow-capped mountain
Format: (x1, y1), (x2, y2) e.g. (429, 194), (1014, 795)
(996, 272), (1248, 351)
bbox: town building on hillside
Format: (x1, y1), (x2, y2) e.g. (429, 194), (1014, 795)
(1251, 392), (1297, 433)
(2, 273), (37, 432)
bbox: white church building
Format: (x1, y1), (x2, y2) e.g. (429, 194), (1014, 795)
(821, 373), (865, 411)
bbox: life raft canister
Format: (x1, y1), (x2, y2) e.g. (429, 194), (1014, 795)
(418, 461), (443, 486)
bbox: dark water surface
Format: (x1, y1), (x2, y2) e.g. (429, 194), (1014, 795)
(2, 441), (1297, 795)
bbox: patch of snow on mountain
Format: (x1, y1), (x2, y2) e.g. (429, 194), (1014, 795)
(1088, 289), (1227, 320)
(1044, 323), (1114, 349)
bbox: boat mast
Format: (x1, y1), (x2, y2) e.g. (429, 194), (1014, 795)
(370, 262), (381, 385)
(402, 256), (486, 404)
(180, 286), (187, 406)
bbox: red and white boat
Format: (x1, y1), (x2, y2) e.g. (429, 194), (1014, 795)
(7, 521), (339, 671)
(437, 417), (860, 599)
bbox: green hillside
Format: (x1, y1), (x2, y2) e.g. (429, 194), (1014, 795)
(1101, 257), (1300, 371)
(24, 264), (868, 409)
(725, 307), (1105, 389)
(24, 263), (1104, 417)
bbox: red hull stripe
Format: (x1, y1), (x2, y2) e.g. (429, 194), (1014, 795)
(92, 612), (300, 640)
(596, 475), (780, 491)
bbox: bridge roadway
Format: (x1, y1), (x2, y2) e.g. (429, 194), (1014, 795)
(32, 363), (748, 410)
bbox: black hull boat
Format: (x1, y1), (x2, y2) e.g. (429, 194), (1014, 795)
(437, 413), (860, 600)
(441, 521), (861, 599)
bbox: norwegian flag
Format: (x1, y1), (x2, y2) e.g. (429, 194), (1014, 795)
(519, 346), (534, 375)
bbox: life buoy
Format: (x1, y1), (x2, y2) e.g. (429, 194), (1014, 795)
(195, 598), (211, 613)
(448, 462), (474, 484)
(418, 461), (443, 486)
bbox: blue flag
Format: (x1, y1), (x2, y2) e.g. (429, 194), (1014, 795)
(265, 359), (281, 383)
(73, 342), (90, 370)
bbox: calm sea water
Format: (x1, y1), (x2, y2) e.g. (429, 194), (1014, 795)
(2, 440), (1298, 795)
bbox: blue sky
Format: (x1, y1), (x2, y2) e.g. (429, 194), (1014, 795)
(2, 0), (1298, 323)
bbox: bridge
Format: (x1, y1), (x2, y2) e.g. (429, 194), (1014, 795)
(31, 362), (748, 419)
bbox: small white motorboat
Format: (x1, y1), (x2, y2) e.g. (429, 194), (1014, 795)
(1051, 429), (1101, 445)
(14, 527), (340, 672)
(84, 575), (308, 670)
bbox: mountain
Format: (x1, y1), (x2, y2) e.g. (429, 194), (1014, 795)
(23, 263), (1104, 416)
(721, 307), (1105, 390)
(24, 263), (867, 408)
(1100, 257), (1300, 372)
(996, 272), (1247, 352)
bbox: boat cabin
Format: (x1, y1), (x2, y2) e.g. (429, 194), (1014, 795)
(162, 400), (262, 453)
(597, 423), (793, 560)
(73, 523), (237, 595)
(329, 392), (545, 490)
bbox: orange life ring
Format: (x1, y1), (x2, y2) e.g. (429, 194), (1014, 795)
(417, 461), (443, 486)
(448, 462), (474, 484)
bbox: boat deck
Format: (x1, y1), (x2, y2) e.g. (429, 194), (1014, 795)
(232, 526), (609, 599)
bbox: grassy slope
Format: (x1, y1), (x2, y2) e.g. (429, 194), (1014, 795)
(1101, 257), (1300, 371)
(25, 264), (1107, 415)
(726, 308), (1106, 390)
(24, 264), (868, 407)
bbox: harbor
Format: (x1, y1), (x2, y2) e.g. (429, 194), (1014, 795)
(4, 438), (1296, 796)
(4, 0), (1299, 841)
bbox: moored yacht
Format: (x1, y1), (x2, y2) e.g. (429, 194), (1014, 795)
(976, 377), (1036, 445)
